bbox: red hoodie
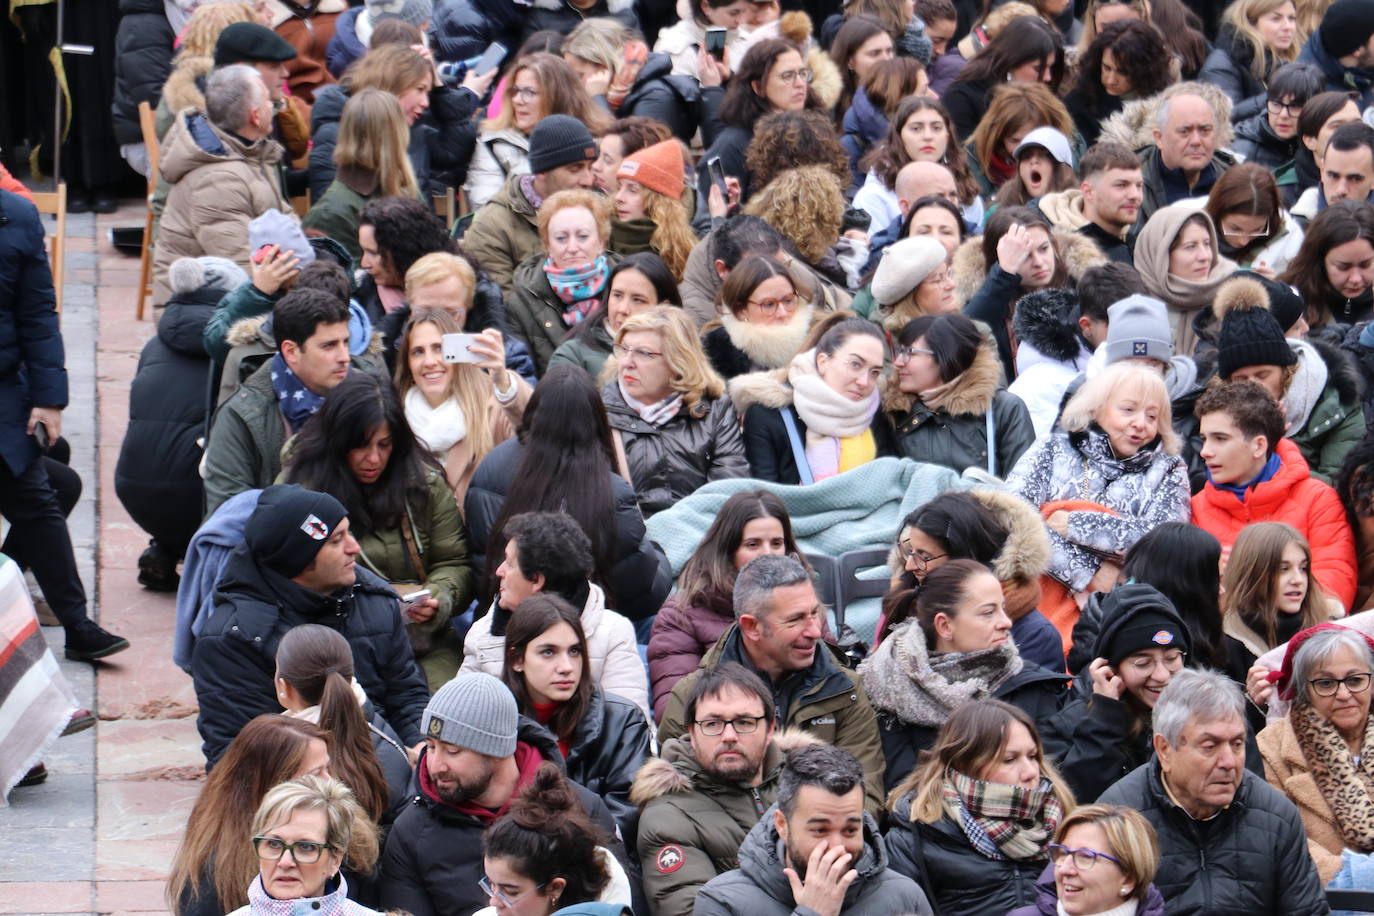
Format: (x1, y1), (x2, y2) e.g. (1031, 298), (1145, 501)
(1192, 437), (1357, 609)
(418, 741), (546, 824)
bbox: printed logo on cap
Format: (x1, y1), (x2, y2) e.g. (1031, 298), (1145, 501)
(1152, 630), (1175, 645)
(427, 716), (445, 737)
(621, 161), (641, 175)
(1133, 342), (1148, 356)
(300, 514), (330, 540)
(656, 845), (685, 874)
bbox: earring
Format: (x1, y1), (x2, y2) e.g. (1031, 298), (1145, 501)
(1120, 888), (1130, 897)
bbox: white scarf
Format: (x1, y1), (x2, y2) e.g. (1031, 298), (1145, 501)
(405, 386), (466, 456)
(1057, 899), (1138, 916)
(788, 349), (878, 439)
(1283, 339), (1328, 437)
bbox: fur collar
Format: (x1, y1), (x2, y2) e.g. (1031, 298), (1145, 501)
(262, 0), (347, 29)
(629, 728), (819, 805)
(883, 339), (1001, 416)
(162, 57), (211, 114)
(720, 304), (814, 371)
(951, 229), (1107, 306)
(1096, 80), (1236, 153)
(884, 485), (1051, 588)
(728, 366), (792, 413)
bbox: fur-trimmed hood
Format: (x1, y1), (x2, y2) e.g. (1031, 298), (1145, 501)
(728, 364), (793, 413)
(884, 485), (1053, 584)
(162, 57), (212, 115)
(1013, 288), (1086, 364)
(629, 728), (819, 806)
(951, 228), (1108, 305)
(1096, 80), (1236, 153)
(226, 312), (385, 356)
(883, 337), (1001, 416)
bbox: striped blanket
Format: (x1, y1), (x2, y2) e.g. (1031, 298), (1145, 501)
(0, 554), (78, 804)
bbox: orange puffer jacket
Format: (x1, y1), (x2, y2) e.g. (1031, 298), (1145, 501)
(1192, 437), (1357, 609)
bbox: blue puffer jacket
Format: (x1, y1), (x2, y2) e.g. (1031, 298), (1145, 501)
(325, 5), (369, 79)
(842, 88), (888, 193)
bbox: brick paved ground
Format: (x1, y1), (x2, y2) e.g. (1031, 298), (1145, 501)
(0, 200), (196, 916)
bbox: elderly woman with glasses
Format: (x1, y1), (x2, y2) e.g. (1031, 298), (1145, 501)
(602, 306), (749, 517)
(884, 312), (1035, 478)
(234, 775), (381, 915)
(1008, 804), (1166, 916)
(1258, 623), (1374, 887)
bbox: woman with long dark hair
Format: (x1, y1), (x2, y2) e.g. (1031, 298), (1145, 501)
(501, 594), (651, 842)
(1202, 162), (1305, 276)
(646, 490), (809, 717)
(274, 625), (413, 827)
(549, 252), (683, 379)
(1280, 200), (1374, 326)
(464, 364), (672, 626)
(1064, 20), (1174, 147)
(940, 16), (1065, 141)
(1117, 523), (1225, 668)
(856, 96), (982, 232)
(829, 15), (895, 128)
(280, 373), (473, 690)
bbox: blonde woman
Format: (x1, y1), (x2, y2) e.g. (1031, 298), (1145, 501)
(465, 53), (611, 210)
(397, 256), (530, 502)
(1199, 0), (1304, 112)
(309, 43), (484, 201)
(303, 90), (418, 261)
(563, 18), (698, 140)
(611, 139), (696, 282)
(601, 306), (749, 515)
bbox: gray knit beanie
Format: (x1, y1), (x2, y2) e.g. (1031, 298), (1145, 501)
(366, 0), (434, 28)
(422, 673), (518, 757)
(1104, 294), (1174, 364)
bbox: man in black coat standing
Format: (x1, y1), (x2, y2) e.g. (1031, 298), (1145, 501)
(0, 188), (128, 661)
(1098, 667), (1328, 916)
(191, 483), (430, 765)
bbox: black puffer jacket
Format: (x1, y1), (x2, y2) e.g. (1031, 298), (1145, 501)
(1197, 27), (1269, 121)
(192, 556), (430, 765)
(885, 793), (1047, 916)
(877, 663), (1068, 793)
(601, 381), (750, 517)
(308, 83), (480, 201)
(114, 283), (219, 557)
(431, 0), (525, 62)
(1231, 111), (1299, 171)
(608, 52), (710, 143)
(462, 436), (673, 621)
(522, 0), (639, 40)
(112, 0), (174, 145)
(381, 718), (632, 916)
(564, 687), (653, 848)
(1099, 761), (1328, 916)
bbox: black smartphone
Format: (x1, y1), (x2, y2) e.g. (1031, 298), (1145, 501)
(704, 26), (727, 60)
(473, 41), (508, 76)
(32, 420), (49, 452)
(706, 156), (728, 199)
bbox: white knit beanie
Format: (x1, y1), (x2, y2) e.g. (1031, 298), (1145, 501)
(871, 236), (949, 307)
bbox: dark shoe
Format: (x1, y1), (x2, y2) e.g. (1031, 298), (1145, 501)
(91, 192), (118, 214)
(64, 621), (130, 662)
(137, 543), (180, 592)
(66, 192), (91, 214)
(62, 708), (95, 736)
(17, 763), (47, 786)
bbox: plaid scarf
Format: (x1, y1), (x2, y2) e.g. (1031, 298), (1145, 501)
(941, 770), (1063, 861)
(544, 255), (611, 325)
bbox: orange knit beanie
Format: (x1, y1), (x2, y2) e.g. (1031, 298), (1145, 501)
(616, 139), (685, 200)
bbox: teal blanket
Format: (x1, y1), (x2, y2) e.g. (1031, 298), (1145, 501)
(644, 457), (979, 642)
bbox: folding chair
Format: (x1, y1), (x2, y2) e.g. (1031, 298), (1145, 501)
(29, 183), (67, 314)
(834, 548), (892, 633)
(136, 100), (159, 320)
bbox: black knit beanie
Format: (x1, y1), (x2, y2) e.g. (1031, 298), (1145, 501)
(1213, 276), (1298, 379)
(1320, 0), (1374, 59)
(527, 115), (598, 175)
(245, 484), (348, 578)
(1242, 271), (1305, 333)
(1095, 583), (1193, 667)
(1103, 609), (1188, 666)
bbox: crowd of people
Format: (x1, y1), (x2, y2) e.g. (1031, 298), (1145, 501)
(7, 0), (1374, 912)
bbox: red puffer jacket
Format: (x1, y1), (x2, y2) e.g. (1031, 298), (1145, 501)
(1192, 438), (1358, 609)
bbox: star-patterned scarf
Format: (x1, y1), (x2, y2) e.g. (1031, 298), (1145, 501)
(270, 351), (336, 432)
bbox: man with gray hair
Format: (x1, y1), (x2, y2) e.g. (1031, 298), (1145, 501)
(658, 555), (886, 815)
(152, 63), (294, 312)
(1099, 667), (1327, 915)
(1134, 83), (1237, 223)
(695, 744), (933, 916)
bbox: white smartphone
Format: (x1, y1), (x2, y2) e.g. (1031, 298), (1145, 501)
(400, 588), (432, 611)
(442, 332), (482, 364)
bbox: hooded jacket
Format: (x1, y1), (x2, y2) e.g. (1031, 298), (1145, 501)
(956, 227), (1108, 380)
(601, 381), (750, 517)
(1285, 338), (1366, 485)
(659, 625), (889, 816)
(1298, 29), (1374, 109)
(114, 278), (222, 556)
(1042, 585), (1195, 800)
(192, 555), (430, 765)
(1133, 204), (1239, 357)
(1033, 189), (1134, 264)
(1006, 862), (1167, 916)
(522, 0), (639, 42)
(1232, 110), (1300, 172)
(647, 590), (736, 720)
(112, 0), (174, 145)
(842, 88), (889, 192)
(432, 0), (526, 64)
(460, 583), (650, 716)
(152, 109), (290, 309)
(380, 718), (628, 916)
(1197, 26), (1271, 117)
(1007, 288), (1095, 439)
(1007, 426), (1192, 593)
(324, 5), (367, 78)
(461, 436), (673, 621)
(1097, 81), (1240, 225)
(694, 802), (933, 916)
(1097, 759), (1328, 916)
(882, 342), (1036, 478)
(633, 730), (818, 916)
(1192, 437), (1357, 609)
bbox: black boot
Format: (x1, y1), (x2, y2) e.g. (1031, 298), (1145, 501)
(64, 620), (130, 661)
(137, 541), (180, 592)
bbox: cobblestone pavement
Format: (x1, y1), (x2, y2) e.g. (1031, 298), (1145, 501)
(0, 200), (196, 916)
